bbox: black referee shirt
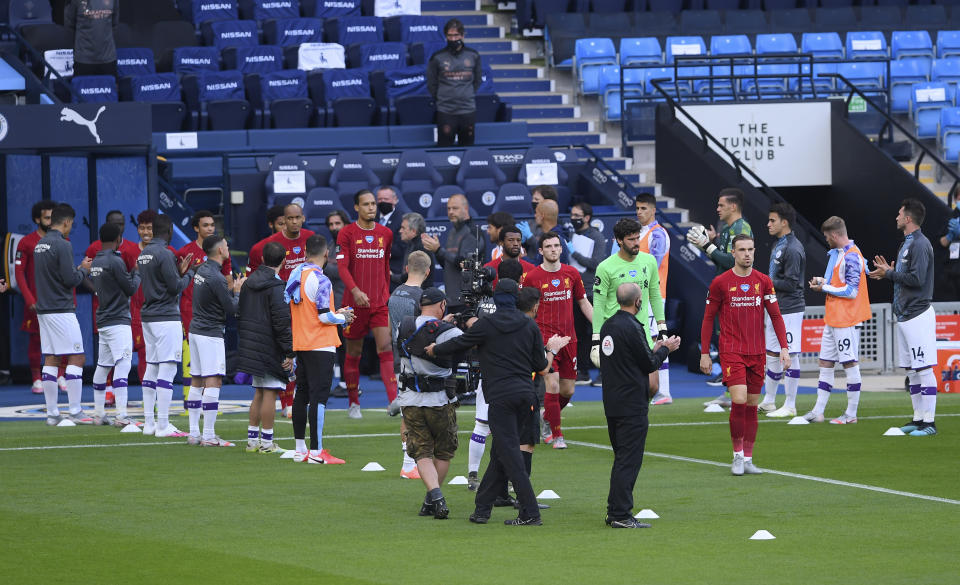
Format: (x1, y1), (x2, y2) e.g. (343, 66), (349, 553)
(599, 310), (670, 417)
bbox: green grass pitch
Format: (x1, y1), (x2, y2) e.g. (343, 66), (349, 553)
(1, 392), (957, 585)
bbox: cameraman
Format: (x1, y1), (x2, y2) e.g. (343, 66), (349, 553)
(428, 279), (569, 526)
(397, 287), (464, 519)
(421, 194), (484, 313)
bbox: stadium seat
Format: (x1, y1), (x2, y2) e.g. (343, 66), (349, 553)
(818, 0), (853, 7)
(599, 65), (644, 123)
(741, 63), (798, 96)
(325, 16), (382, 46)
(813, 7), (856, 33)
(756, 33), (797, 55)
(904, 5), (947, 31)
(938, 31), (960, 59)
(348, 42), (408, 70)
(932, 58), (960, 90)
(125, 73), (194, 132)
(891, 30), (934, 68)
(222, 45), (284, 73)
(323, 68), (377, 126)
(202, 19), (259, 49)
(290, 42), (346, 70)
(665, 36), (707, 64)
(858, 6), (902, 31)
(574, 38), (617, 97)
(312, 0), (361, 17)
(619, 38), (663, 66)
(265, 153), (318, 201)
(642, 66), (678, 99)
(173, 46), (221, 75)
(633, 11), (676, 38)
(591, 0), (628, 12)
(846, 31), (888, 60)
(117, 48), (156, 77)
(196, 70), (252, 130)
(762, 0), (796, 10)
(455, 148), (507, 215)
(239, 0), (300, 20)
(492, 183), (534, 215)
(8, 0), (53, 31)
(151, 20), (200, 73)
(380, 66), (431, 125)
(589, 13), (633, 39)
(383, 15), (446, 44)
(392, 150), (443, 203)
(837, 61), (886, 91)
(71, 75), (118, 103)
(890, 59), (931, 113)
(258, 69), (313, 128)
(303, 187), (341, 225)
(190, 0), (239, 26)
(329, 151), (379, 199)
(648, 0), (682, 13)
(517, 147), (570, 210)
(938, 107), (960, 163)
(802, 32), (845, 60)
(710, 35), (753, 57)
(723, 10), (769, 36)
(679, 10), (722, 35)
(263, 18), (324, 46)
(705, 0), (738, 9)
(910, 82), (955, 138)
(769, 8), (812, 34)
(409, 41), (446, 65)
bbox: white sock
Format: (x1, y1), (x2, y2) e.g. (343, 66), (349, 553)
(296, 439), (307, 453)
(844, 365), (862, 418)
(112, 356), (131, 418)
(92, 365), (110, 417)
(814, 366), (834, 414)
(762, 354), (783, 404)
(65, 364), (83, 415)
(401, 442), (416, 472)
(142, 363), (159, 425)
(42, 366), (60, 417)
(734, 449), (744, 458)
(784, 361), (800, 410)
(187, 386), (203, 436)
(658, 359), (671, 398)
(919, 368), (938, 423)
(248, 425), (260, 447)
(156, 362), (178, 428)
(468, 420), (490, 474)
(261, 428), (273, 446)
(201, 387), (221, 440)
(908, 371), (922, 420)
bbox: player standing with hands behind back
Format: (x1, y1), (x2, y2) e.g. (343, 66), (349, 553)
(700, 234), (789, 476)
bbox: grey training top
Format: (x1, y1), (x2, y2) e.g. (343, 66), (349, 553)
(768, 232), (806, 315)
(90, 249), (141, 327)
(191, 259), (239, 338)
(138, 238), (190, 323)
(397, 316), (463, 408)
(64, 0), (119, 65)
(888, 230), (934, 322)
(426, 45), (482, 115)
(33, 229), (86, 314)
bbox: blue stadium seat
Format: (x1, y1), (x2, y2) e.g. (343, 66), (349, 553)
(126, 73), (194, 132)
(891, 30), (934, 67)
(574, 38), (617, 96)
(383, 15), (446, 44)
(801, 32), (844, 60)
(723, 10), (769, 36)
(837, 61), (886, 91)
(329, 151), (379, 199)
(197, 70), (252, 130)
(348, 42), (408, 70)
(619, 38), (663, 66)
(265, 152), (318, 201)
(932, 58), (960, 89)
(770, 8), (811, 34)
(263, 18), (324, 46)
(426, 185), (469, 219)
(642, 66), (678, 99)
(173, 46), (221, 75)
(705, 0), (738, 9)
(710, 35), (753, 57)
(392, 150), (444, 202)
(599, 65), (644, 123)
(938, 31), (960, 59)
(592, 0), (628, 12)
(813, 7), (856, 33)
(794, 62), (838, 95)
(904, 5), (946, 31)
(492, 183), (534, 216)
(679, 10), (721, 35)
(762, 0), (795, 9)
(890, 59), (931, 113)
(303, 187), (341, 224)
(409, 41), (446, 65)
(475, 94), (511, 123)
(71, 75), (117, 103)
(741, 63), (798, 96)
(938, 107), (960, 163)
(202, 19), (259, 49)
(191, 0), (239, 26)
(911, 82), (955, 138)
(312, 0), (361, 17)
(858, 6), (902, 31)
(117, 48), (156, 77)
(323, 68), (377, 126)
(665, 36), (707, 64)
(289, 42), (345, 71)
(239, 0), (300, 20)
(755, 33), (797, 55)
(633, 11), (676, 38)
(222, 45), (284, 73)
(259, 69), (314, 128)
(517, 147), (570, 210)
(8, 0), (53, 30)
(818, 0), (853, 7)
(325, 16), (382, 46)
(456, 148), (507, 215)
(383, 66), (433, 125)
(648, 0), (682, 13)
(846, 31), (888, 60)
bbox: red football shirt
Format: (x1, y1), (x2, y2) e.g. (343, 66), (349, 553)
(336, 222), (393, 308)
(245, 235), (271, 276)
(14, 230), (42, 332)
(485, 256), (536, 289)
(177, 241), (233, 334)
(85, 238), (140, 331)
(700, 268), (787, 355)
(522, 264), (586, 340)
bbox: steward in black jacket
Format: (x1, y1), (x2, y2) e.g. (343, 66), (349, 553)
(236, 264), (294, 381)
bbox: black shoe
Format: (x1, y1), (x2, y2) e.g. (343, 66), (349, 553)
(330, 383), (349, 398)
(469, 512), (489, 524)
(706, 373), (724, 387)
(590, 374), (602, 387)
(504, 516), (542, 526)
(610, 517), (651, 528)
(433, 497), (449, 520)
(605, 515), (613, 526)
(418, 501), (433, 517)
(494, 495), (517, 508)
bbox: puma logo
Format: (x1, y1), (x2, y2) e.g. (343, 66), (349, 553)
(59, 106), (106, 144)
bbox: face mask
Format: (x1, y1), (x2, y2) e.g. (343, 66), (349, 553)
(447, 39), (464, 52)
(570, 218), (584, 231)
(532, 201), (539, 212)
(377, 202), (394, 216)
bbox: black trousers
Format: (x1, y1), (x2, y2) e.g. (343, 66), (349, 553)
(436, 111), (476, 147)
(476, 392), (540, 519)
(74, 60), (117, 78)
(606, 413), (649, 520)
(573, 297), (592, 379)
(293, 351), (334, 450)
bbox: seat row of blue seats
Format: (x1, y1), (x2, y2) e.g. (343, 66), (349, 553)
(195, 16), (447, 49)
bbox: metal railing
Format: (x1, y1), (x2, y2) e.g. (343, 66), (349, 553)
(0, 24), (74, 104)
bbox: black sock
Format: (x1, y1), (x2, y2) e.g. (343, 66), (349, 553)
(428, 487), (443, 501)
(522, 450), (532, 477)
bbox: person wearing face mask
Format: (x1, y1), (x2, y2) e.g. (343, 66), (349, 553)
(421, 193), (484, 314)
(426, 18), (482, 147)
(376, 186), (406, 291)
(568, 202), (606, 386)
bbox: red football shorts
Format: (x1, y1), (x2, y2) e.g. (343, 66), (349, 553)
(719, 352), (765, 394)
(343, 304), (389, 340)
(551, 341), (578, 380)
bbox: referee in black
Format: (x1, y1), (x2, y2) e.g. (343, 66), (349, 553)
(428, 278), (569, 525)
(600, 283), (680, 528)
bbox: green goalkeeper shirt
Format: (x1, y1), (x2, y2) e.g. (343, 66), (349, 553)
(709, 217), (752, 272)
(592, 251), (663, 345)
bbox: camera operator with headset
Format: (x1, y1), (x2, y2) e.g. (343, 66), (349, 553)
(421, 193), (485, 314)
(428, 278), (569, 526)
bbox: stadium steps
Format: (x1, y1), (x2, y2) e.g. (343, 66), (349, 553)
(511, 104), (579, 119)
(486, 64), (543, 79)
(498, 91), (568, 105)
(525, 118), (593, 133)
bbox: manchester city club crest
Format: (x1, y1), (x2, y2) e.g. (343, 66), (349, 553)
(365, 235), (374, 243)
(740, 284), (750, 292)
(551, 279), (560, 287)
(293, 246), (301, 254)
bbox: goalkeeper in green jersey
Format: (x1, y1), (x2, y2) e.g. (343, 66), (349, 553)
(591, 218), (666, 393)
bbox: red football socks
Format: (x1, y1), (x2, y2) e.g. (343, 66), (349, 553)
(378, 351), (397, 403)
(743, 404), (759, 458)
(729, 402), (745, 453)
(345, 354), (361, 405)
(559, 394), (571, 410)
(544, 392), (562, 437)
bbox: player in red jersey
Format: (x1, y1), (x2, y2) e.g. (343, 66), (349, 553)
(336, 189), (395, 419)
(247, 203), (315, 415)
(700, 234), (790, 476)
(244, 204), (286, 277)
(15, 201), (57, 393)
(485, 224), (535, 288)
(522, 231), (593, 449)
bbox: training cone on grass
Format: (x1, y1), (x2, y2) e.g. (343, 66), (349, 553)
(703, 404), (725, 413)
(448, 475), (468, 485)
(120, 423), (141, 433)
(787, 416), (810, 425)
(361, 462), (385, 471)
(279, 450), (295, 459)
(56, 419), (76, 427)
(749, 530), (776, 540)
(635, 509), (659, 519)
(537, 490), (560, 499)
(883, 427), (906, 436)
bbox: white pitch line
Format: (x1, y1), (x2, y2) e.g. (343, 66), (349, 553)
(567, 439), (960, 506)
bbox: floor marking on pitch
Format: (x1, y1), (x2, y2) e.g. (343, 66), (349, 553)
(566, 439), (960, 506)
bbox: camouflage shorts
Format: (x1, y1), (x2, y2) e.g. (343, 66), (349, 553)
(402, 403), (459, 461)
